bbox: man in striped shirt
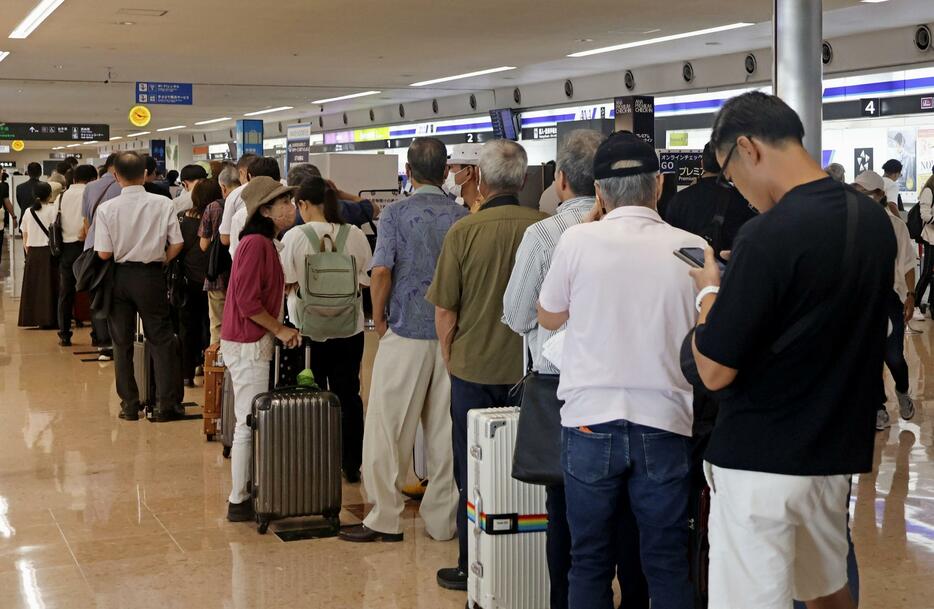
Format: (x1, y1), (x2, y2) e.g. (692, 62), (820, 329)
(502, 129), (648, 609)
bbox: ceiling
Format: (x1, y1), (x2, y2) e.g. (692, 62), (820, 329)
(0, 0), (932, 149)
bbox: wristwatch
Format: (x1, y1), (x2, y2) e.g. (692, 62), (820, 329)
(695, 286), (720, 313)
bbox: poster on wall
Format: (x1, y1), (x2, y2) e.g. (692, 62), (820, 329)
(886, 128), (917, 193)
(918, 128), (934, 196)
(855, 148), (874, 175)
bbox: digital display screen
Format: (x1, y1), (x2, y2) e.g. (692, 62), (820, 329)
(489, 109), (519, 141)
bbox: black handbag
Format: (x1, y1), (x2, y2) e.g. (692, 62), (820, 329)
(205, 230), (231, 282)
(49, 193), (64, 257)
(511, 341), (565, 486)
(165, 257), (188, 308)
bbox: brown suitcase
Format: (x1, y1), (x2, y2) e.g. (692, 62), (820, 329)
(203, 344), (224, 441)
(73, 291), (91, 323)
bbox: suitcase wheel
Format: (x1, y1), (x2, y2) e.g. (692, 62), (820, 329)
(257, 518), (270, 535)
(222, 446), (231, 458)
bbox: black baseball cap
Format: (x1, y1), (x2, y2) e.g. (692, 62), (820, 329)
(593, 131), (659, 180)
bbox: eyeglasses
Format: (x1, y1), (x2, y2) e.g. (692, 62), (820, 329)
(716, 141), (739, 189)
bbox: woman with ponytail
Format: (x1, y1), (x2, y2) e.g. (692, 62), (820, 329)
(19, 181), (63, 329)
(280, 177), (373, 483)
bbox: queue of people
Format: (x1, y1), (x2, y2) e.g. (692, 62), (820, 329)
(8, 91), (926, 609)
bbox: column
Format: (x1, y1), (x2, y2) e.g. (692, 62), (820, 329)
(773, 0), (823, 161)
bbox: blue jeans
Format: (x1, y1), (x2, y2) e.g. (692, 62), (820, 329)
(563, 420), (692, 609)
(450, 375), (518, 570)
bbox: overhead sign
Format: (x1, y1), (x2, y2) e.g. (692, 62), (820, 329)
(129, 105), (152, 127)
(50, 152), (82, 160)
(0, 122), (109, 142)
(0, 145), (9, 153)
(860, 98), (883, 117)
(287, 124), (312, 169)
(659, 150), (704, 186)
(923, 97), (934, 111)
(11, 140), (25, 152)
(0, 161), (16, 169)
(136, 82), (193, 105)
(236, 120), (264, 157)
(614, 95), (655, 147)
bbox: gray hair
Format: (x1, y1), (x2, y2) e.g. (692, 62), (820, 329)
(556, 130), (605, 197)
(824, 163), (845, 183)
(218, 165), (241, 189)
(287, 163), (322, 187)
(596, 165), (658, 209)
(407, 137), (448, 184)
(479, 139), (528, 193)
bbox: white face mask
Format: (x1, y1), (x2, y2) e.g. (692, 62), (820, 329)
(444, 167), (465, 198)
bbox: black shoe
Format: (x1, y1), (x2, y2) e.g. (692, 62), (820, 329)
(339, 524), (403, 543)
(437, 567), (468, 591)
(227, 500), (255, 522)
(149, 406), (184, 423)
(74, 320), (84, 329)
(58, 338), (72, 347)
(119, 404), (140, 421)
(343, 469), (361, 484)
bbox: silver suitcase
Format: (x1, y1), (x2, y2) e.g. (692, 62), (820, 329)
(132, 316), (152, 407)
(249, 386), (343, 534)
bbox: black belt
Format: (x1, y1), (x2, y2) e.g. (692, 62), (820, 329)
(117, 261), (163, 268)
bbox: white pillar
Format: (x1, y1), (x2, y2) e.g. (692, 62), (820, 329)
(773, 0), (823, 161)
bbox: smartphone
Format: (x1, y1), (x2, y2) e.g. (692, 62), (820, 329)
(674, 247), (726, 271)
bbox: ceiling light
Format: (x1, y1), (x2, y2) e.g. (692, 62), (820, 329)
(194, 117), (231, 125)
(311, 90), (381, 104)
(860, 0), (888, 3)
(156, 125), (186, 132)
(127, 131), (150, 137)
(109, 136), (122, 141)
(0, 51), (9, 63)
(85, 141), (97, 145)
(119, 21), (136, 26)
(410, 66), (517, 87)
(65, 143), (80, 148)
(51, 146), (64, 150)
(9, 0), (65, 39)
(568, 22), (754, 58)
(243, 106), (293, 116)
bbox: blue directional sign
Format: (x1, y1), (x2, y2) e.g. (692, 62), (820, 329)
(136, 82), (193, 105)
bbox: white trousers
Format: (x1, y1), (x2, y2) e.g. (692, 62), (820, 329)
(221, 339), (272, 504)
(705, 462), (851, 609)
(362, 330), (458, 539)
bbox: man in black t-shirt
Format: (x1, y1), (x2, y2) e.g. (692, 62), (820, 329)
(688, 92), (895, 609)
(15, 162), (43, 219)
(664, 142), (757, 255)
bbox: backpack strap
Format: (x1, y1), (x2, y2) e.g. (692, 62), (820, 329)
(334, 224), (350, 253)
(302, 224), (322, 252)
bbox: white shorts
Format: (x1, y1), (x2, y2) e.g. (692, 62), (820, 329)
(704, 462), (851, 609)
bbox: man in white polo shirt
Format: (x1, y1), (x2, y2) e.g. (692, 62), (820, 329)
(538, 131), (704, 609)
(218, 153), (258, 246)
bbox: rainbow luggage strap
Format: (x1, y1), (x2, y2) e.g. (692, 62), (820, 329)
(467, 502), (548, 535)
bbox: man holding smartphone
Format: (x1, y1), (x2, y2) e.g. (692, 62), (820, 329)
(689, 92), (895, 609)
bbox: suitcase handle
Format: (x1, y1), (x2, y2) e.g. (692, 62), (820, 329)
(472, 487), (483, 538)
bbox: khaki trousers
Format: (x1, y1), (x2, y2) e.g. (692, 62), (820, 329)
(207, 290), (226, 345)
(362, 330), (457, 539)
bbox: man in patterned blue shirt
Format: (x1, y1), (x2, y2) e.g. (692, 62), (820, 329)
(340, 137), (468, 544)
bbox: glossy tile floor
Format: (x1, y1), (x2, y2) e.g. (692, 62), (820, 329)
(1, 259), (933, 608)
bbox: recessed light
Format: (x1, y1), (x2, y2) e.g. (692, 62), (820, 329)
(311, 90), (381, 104)
(119, 21), (135, 26)
(156, 125), (186, 132)
(569, 22), (754, 57)
(410, 66), (517, 87)
(127, 131), (150, 137)
(576, 38), (594, 43)
(85, 141), (98, 145)
(643, 28), (662, 34)
(54, 63), (62, 68)
(65, 143), (81, 148)
(9, 0), (65, 39)
(51, 146), (64, 150)
(194, 117), (231, 125)
(243, 106), (293, 116)
(109, 136), (123, 141)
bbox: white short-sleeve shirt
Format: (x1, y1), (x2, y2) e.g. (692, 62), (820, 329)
(59, 183), (86, 243)
(539, 205), (706, 436)
(21, 203), (57, 248)
(228, 206), (248, 260)
(219, 183), (247, 236)
(280, 221), (373, 336)
(887, 210), (916, 303)
(94, 185), (183, 263)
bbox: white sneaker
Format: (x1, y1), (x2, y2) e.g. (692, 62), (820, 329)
(913, 308), (926, 322)
(876, 409), (891, 431)
(897, 391), (916, 421)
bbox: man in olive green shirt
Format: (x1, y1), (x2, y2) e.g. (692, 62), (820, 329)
(427, 139), (548, 590)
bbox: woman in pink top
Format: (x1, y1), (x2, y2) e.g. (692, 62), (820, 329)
(220, 176), (300, 522)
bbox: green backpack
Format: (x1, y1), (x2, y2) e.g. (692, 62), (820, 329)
(299, 224), (360, 341)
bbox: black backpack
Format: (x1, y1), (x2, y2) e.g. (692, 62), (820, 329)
(907, 201), (928, 243)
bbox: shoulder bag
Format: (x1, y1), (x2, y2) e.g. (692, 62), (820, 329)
(511, 337), (565, 486)
(72, 185), (114, 286)
(49, 192), (64, 257)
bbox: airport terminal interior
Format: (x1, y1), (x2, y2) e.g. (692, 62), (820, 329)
(2, 1), (934, 608)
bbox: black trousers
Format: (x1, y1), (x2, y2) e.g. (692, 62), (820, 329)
(179, 282), (210, 381)
(57, 241), (83, 340)
(309, 332), (365, 474)
(450, 375), (520, 570)
(546, 484), (649, 609)
(915, 242), (934, 308)
(108, 263), (181, 412)
(883, 290), (910, 407)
